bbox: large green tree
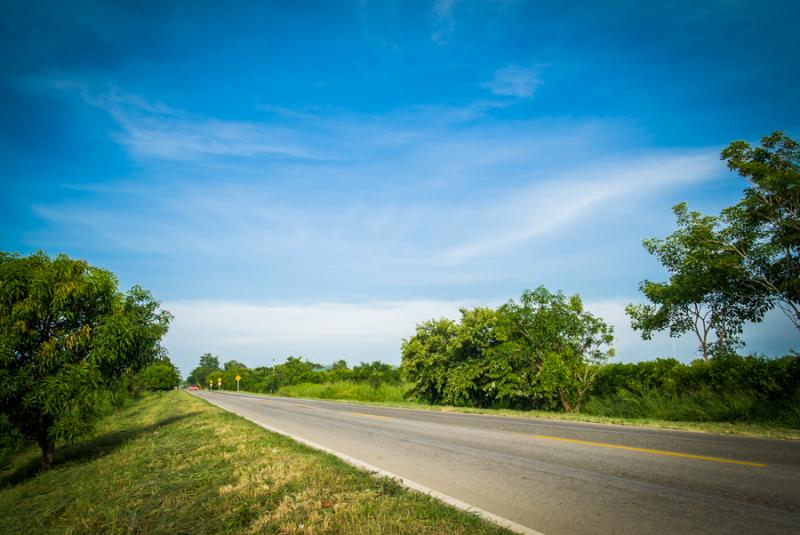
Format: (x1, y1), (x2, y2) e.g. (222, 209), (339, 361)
(498, 287), (614, 412)
(401, 288), (614, 412)
(0, 252), (170, 468)
(720, 132), (799, 329)
(626, 204), (769, 361)
(627, 132), (797, 359)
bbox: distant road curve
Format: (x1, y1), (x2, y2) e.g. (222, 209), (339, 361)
(195, 391), (800, 535)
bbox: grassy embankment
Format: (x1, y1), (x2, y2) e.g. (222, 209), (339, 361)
(275, 382), (800, 440)
(0, 391), (510, 535)
(277, 381), (408, 403)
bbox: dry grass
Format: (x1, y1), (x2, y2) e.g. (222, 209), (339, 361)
(0, 391), (510, 534)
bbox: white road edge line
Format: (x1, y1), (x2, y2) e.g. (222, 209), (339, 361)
(198, 393), (544, 535)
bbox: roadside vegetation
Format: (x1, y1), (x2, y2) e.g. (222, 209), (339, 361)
(0, 252), (175, 469)
(0, 391), (510, 535)
(278, 381), (409, 403)
(189, 132), (799, 436)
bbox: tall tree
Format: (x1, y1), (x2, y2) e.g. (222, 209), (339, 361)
(187, 353), (221, 385)
(626, 204), (770, 361)
(0, 252), (170, 469)
(720, 132), (800, 329)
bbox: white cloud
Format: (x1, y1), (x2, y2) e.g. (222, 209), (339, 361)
(163, 299), (472, 374)
(165, 299), (799, 376)
(437, 150), (721, 262)
(431, 0), (460, 44)
(483, 65), (542, 98)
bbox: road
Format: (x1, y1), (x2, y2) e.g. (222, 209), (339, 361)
(194, 391), (800, 534)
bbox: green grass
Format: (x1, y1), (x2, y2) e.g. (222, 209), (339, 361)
(0, 391), (511, 535)
(277, 381), (409, 403)
(255, 385), (800, 440)
(583, 388), (800, 427)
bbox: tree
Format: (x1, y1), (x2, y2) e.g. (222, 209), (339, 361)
(627, 204), (770, 361)
(498, 287), (614, 412)
(0, 252), (170, 469)
(223, 359), (247, 371)
(401, 290), (613, 412)
(720, 132), (800, 329)
(100, 285), (173, 410)
(273, 356), (322, 386)
(401, 318), (459, 404)
(187, 353), (221, 386)
(133, 356), (181, 392)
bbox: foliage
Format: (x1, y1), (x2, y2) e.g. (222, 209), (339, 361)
(0, 252), (170, 469)
(401, 288), (614, 412)
(626, 204), (769, 361)
(186, 353), (405, 394)
(496, 288), (614, 412)
(186, 353), (220, 386)
(588, 354), (800, 425)
(349, 360), (403, 388)
(132, 357), (181, 392)
(628, 132), (799, 359)
(720, 132), (800, 329)
(400, 317), (460, 405)
(223, 359), (246, 371)
(278, 381), (409, 403)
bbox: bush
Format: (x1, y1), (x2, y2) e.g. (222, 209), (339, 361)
(586, 354), (800, 425)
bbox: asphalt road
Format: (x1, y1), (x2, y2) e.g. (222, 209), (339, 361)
(195, 391), (800, 534)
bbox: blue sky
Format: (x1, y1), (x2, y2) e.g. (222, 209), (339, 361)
(2, 1), (798, 375)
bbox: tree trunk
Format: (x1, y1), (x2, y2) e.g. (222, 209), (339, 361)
(558, 388), (573, 413)
(38, 436), (55, 470)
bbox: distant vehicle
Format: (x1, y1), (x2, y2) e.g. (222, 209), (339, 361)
(189, 385), (199, 391)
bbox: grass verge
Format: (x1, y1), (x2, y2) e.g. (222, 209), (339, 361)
(0, 391), (511, 534)
(262, 386), (800, 440)
(277, 381), (408, 403)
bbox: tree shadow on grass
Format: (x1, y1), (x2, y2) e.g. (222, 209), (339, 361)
(0, 412), (201, 488)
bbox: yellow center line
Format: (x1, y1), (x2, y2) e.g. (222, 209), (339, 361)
(530, 435), (767, 468)
(348, 411), (393, 421)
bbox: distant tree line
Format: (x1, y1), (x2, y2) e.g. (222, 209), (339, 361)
(186, 353), (402, 393)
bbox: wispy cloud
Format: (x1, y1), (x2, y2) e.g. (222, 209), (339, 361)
(483, 65), (542, 98)
(29, 83), (725, 293)
(44, 79), (330, 162)
(437, 150), (720, 262)
(431, 0), (460, 44)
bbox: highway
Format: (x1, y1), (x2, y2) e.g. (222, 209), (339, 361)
(194, 391), (800, 534)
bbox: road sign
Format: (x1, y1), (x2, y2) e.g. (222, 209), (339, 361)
(235, 374), (241, 391)
(235, 374), (241, 381)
